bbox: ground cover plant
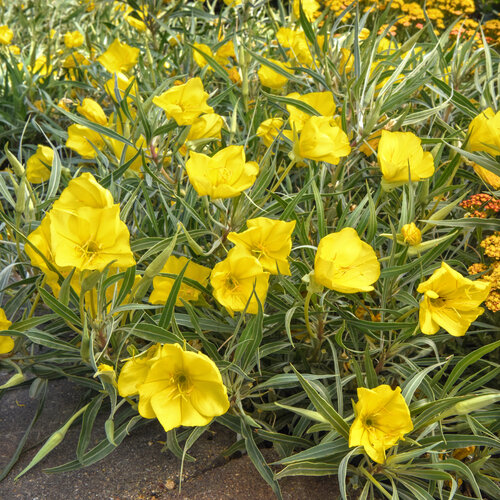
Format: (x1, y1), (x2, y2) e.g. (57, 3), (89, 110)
(0, 0), (499, 498)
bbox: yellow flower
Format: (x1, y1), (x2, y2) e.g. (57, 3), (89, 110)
(185, 145), (259, 199)
(186, 113), (224, 143)
(0, 25), (14, 45)
(49, 205), (135, 272)
(54, 172), (114, 210)
(27, 173), (135, 276)
(192, 42), (213, 68)
(466, 108), (500, 189)
(30, 55), (52, 77)
(62, 51), (90, 68)
(227, 217), (296, 275)
(66, 124), (105, 159)
(9, 45), (20, 56)
(417, 262), (491, 337)
(349, 385), (413, 464)
(215, 40), (236, 64)
(314, 228), (380, 293)
(26, 145), (53, 184)
(0, 308), (14, 355)
(256, 118), (291, 147)
(293, 0), (320, 21)
(109, 135), (146, 175)
(104, 73), (138, 101)
(210, 247), (270, 316)
(286, 92), (336, 132)
(64, 30), (84, 48)
(150, 256), (211, 307)
(299, 116), (351, 164)
(97, 39), (139, 73)
(339, 48), (354, 74)
(124, 6), (148, 31)
(120, 343), (229, 433)
(77, 98), (108, 126)
(467, 108), (500, 156)
(117, 344), (163, 397)
(26, 214), (69, 297)
(257, 58), (292, 90)
(401, 222), (421, 246)
(153, 77), (213, 126)
(377, 130), (435, 183)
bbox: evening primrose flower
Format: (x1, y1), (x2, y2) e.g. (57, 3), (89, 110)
(293, 0), (320, 21)
(109, 134), (146, 175)
(150, 256), (211, 307)
(26, 145), (53, 184)
(466, 108), (500, 189)
(0, 308), (14, 355)
(49, 205), (135, 272)
(64, 30), (84, 48)
(286, 91), (335, 132)
(66, 124), (105, 159)
(377, 130), (435, 183)
(77, 98), (108, 126)
(153, 78), (213, 126)
(257, 58), (292, 90)
(185, 145), (259, 199)
(256, 118), (291, 147)
(417, 262), (491, 337)
(192, 42), (213, 68)
(186, 114), (224, 143)
(227, 217), (296, 275)
(314, 228), (380, 293)
(117, 344), (162, 397)
(54, 172), (114, 210)
(126, 343), (230, 433)
(210, 247), (270, 316)
(0, 25), (14, 45)
(104, 73), (138, 101)
(299, 116), (351, 164)
(97, 39), (139, 73)
(349, 385), (413, 464)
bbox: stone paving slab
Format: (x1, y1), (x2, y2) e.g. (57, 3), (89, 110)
(0, 378), (337, 499)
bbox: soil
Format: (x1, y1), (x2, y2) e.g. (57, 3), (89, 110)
(0, 377), (338, 500)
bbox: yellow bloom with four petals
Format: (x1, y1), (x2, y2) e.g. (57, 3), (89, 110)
(377, 130), (435, 183)
(349, 385), (413, 464)
(299, 116), (351, 164)
(153, 77), (213, 126)
(314, 227), (380, 293)
(185, 145), (259, 199)
(97, 39), (139, 73)
(417, 262), (491, 337)
(210, 247), (270, 316)
(118, 343), (230, 433)
(227, 217), (296, 275)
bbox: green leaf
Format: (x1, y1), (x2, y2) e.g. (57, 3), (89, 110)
(290, 366), (349, 439)
(241, 421), (283, 500)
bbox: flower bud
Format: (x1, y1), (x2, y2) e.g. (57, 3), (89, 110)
(401, 223), (422, 246)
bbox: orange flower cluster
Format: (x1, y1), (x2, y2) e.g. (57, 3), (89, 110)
(460, 193), (500, 219)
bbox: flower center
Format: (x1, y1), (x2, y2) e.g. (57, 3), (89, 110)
(174, 372), (192, 396)
(79, 239), (102, 264)
(225, 274), (240, 291)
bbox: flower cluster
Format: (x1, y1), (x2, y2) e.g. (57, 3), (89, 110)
(460, 193), (500, 218)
